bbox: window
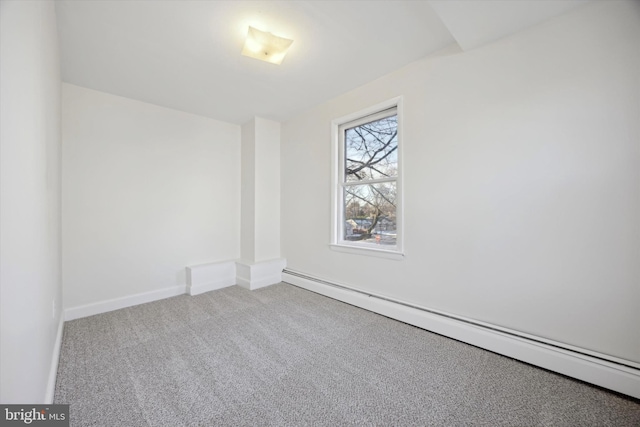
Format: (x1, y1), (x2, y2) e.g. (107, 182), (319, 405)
(331, 98), (403, 259)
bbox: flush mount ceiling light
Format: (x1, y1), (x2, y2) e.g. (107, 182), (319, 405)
(241, 26), (293, 65)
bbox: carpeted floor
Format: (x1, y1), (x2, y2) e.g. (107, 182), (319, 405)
(54, 283), (640, 426)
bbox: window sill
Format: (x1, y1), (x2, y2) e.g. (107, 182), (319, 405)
(329, 243), (404, 260)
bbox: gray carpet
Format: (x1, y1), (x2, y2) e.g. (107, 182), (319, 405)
(54, 283), (640, 426)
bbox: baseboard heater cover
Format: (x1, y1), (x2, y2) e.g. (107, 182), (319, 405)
(281, 269), (640, 399)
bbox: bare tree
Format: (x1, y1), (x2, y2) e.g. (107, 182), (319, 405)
(345, 183), (395, 234)
(343, 115), (397, 236)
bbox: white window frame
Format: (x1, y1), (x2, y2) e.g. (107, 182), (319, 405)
(330, 97), (404, 260)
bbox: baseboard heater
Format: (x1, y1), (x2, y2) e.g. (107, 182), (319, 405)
(281, 268), (640, 399)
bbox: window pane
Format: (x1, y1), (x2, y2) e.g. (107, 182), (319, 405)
(343, 182), (397, 245)
(345, 115), (397, 182)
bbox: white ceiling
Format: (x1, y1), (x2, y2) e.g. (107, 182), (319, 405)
(428, 0), (591, 51)
(55, 0), (591, 125)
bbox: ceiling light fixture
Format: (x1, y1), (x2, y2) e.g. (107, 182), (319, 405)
(241, 26), (293, 65)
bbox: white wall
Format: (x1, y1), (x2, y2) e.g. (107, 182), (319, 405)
(240, 117), (281, 264)
(240, 119), (256, 262)
(0, 0), (63, 403)
(253, 118), (281, 263)
(281, 0), (640, 363)
(62, 84), (240, 309)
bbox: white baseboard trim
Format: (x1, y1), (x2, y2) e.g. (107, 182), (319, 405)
(186, 261), (236, 296)
(282, 269), (640, 399)
(236, 273), (283, 290)
(236, 258), (286, 290)
(64, 284), (187, 321)
(63, 259), (283, 321)
(44, 315), (64, 404)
